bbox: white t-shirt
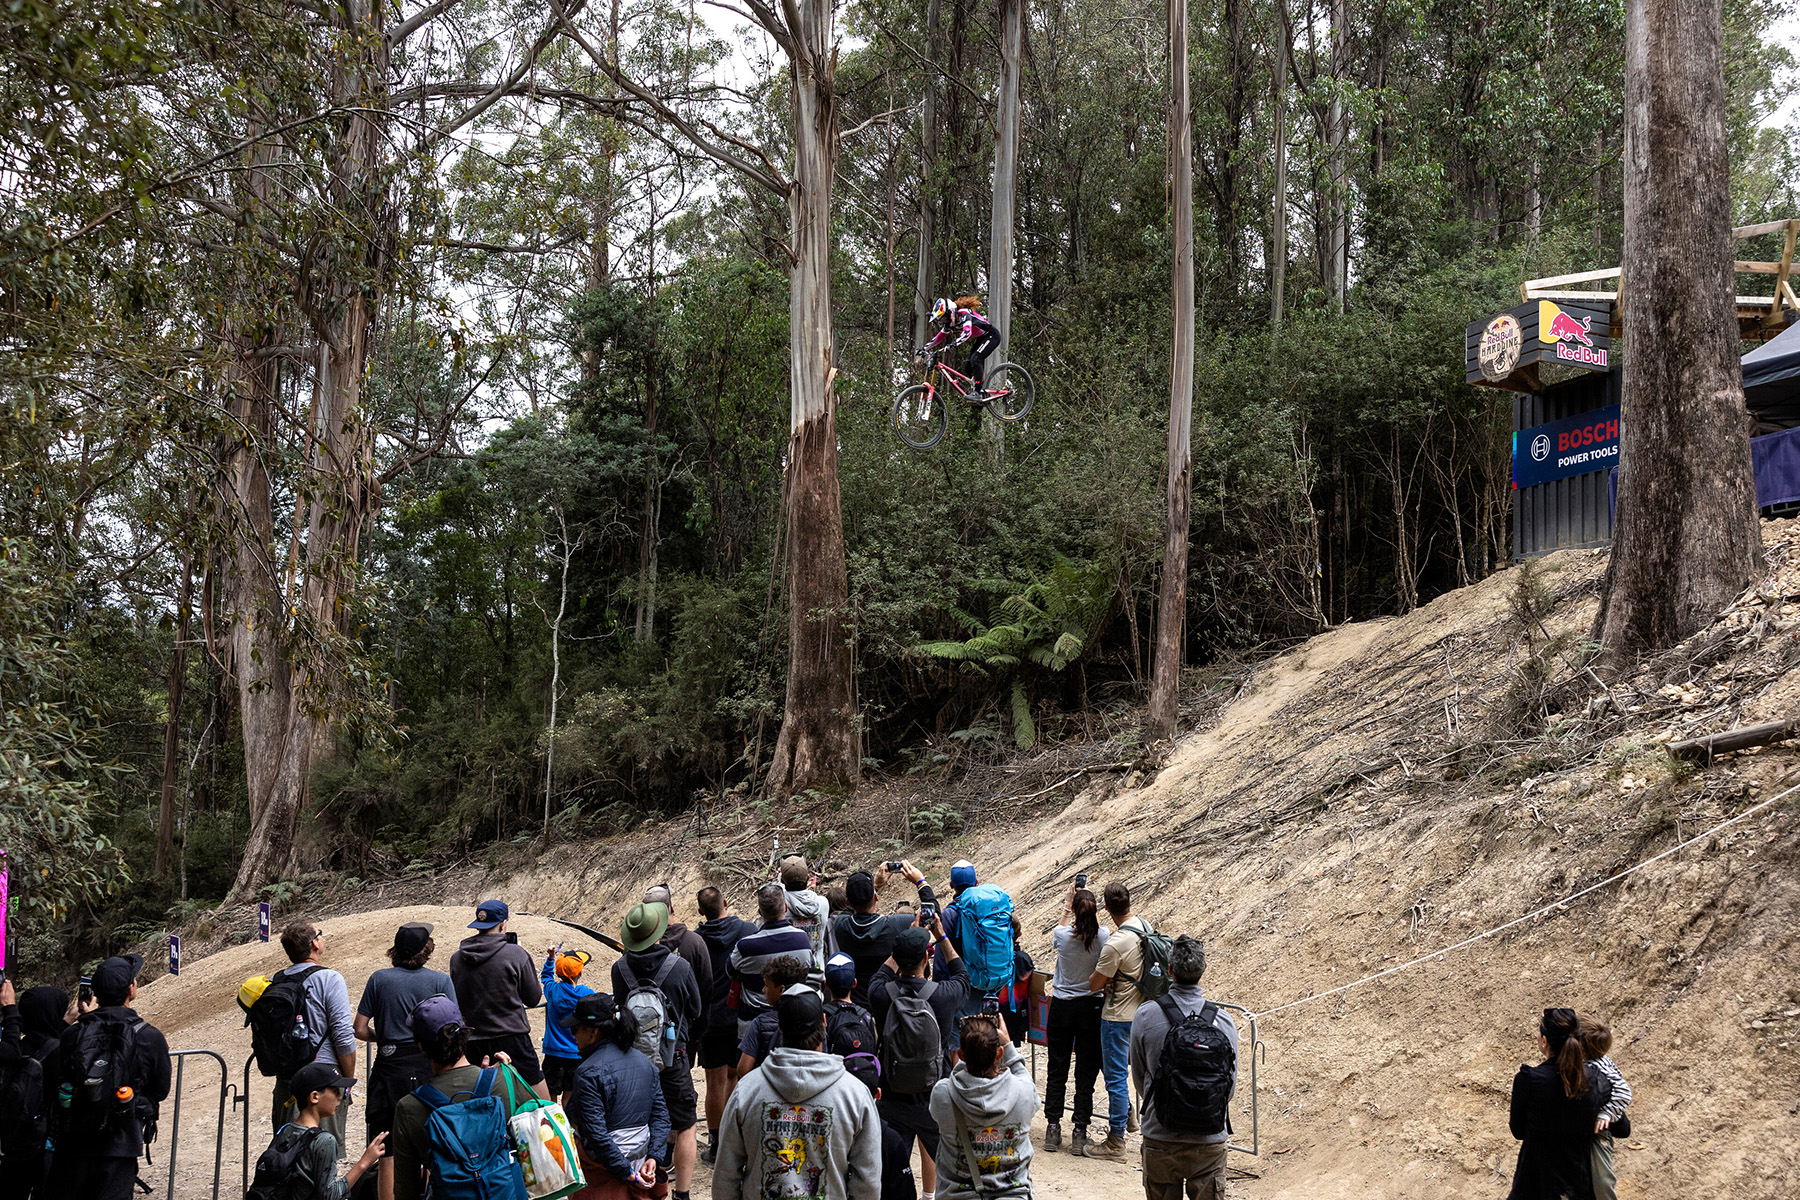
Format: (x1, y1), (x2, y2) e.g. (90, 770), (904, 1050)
(1050, 924), (1109, 1000)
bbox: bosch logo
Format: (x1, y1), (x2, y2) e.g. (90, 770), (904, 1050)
(1532, 434), (1550, 461)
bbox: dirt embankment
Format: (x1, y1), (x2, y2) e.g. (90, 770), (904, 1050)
(145, 527), (1800, 1198)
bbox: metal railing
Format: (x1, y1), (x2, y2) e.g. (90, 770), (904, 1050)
(1215, 1001), (1264, 1158)
(164, 1049), (234, 1200)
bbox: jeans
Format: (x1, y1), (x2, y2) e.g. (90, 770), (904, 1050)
(1101, 1017), (1133, 1135)
(1044, 995), (1103, 1127)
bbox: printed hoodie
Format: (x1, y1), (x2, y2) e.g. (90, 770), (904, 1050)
(785, 886), (831, 969)
(714, 1046), (882, 1200)
(449, 933), (542, 1038)
(928, 1042), (1038, 1200)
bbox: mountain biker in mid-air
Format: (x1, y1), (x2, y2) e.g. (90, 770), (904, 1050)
(920, 296), (999, 396)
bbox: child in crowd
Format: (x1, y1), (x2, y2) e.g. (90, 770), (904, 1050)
(1581, 1016), (1632, 1200)
(251, 1062), (387, 1200)
(734, 957), (814, 1074)
(542, 946), (596, 1097)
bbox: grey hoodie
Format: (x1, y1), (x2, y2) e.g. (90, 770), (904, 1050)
(785, 886), (830, 969)
(448, 932), (542, 1038)
(929, 1043), (1039, 1200)
(714, 1046), (882, 1200)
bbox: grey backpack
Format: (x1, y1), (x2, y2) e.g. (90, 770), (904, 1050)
(621, 957), (679, 1069)
(880, 981), (941, 1095)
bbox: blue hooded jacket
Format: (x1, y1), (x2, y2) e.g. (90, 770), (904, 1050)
(541, 953), (596, 1059)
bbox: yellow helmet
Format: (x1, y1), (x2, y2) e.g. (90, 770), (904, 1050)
(237, 974), (273, 1015)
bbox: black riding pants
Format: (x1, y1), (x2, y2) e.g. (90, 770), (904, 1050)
(1043, 993), (1104, 1127)
(965, 331), (1000, 388)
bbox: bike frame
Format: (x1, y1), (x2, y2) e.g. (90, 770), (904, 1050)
(923, 354), (1016, 405)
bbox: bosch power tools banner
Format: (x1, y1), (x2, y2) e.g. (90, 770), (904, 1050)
(1466, 299), (1612, 391)
(1513, 404), (1620, 489)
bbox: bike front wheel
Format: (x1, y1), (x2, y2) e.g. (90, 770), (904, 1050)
(893, 384), (948, 449)
(982, 362), (1035, 422)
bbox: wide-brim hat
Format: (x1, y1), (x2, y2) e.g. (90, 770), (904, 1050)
(620, 901), (670, 953)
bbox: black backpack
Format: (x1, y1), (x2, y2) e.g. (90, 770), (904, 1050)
(245, 1123), (321, 1200)
(0, 1052), (46, 1158)
(60, 1012), (147, 1138)
(1151, 995), (1235, 1135)
(248, 965), (325, 1080)
(826, 1000), (881, 1094)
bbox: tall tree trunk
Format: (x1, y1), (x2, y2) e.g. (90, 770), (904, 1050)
(765, 0), (859, 798)
(1270, 3), (1288, 332)
(984, 0), (1024, 452)
(1148, 0), (1195, 743)
(912, 0), (943, 347)
(545, 509), (572, 832)
(155, 551), (194, 876)
(1325, 0), (1347, 311)
(1597, 0), (1762, 658)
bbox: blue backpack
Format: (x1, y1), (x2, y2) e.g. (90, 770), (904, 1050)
(955, 884), (1016, 993)
(411, 1067), (527, 1200)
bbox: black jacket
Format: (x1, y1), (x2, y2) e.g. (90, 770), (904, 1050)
(695, 916), (755, 1027)
(45, 1006), (171, 1158)
(449, 932), (543, 1038)
(659, 923), (713, 1042)
(611, 944), (704, 1054)
(1508, 1059), (1613, 1200)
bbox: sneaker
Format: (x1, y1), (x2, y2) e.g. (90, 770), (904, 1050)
(1043, 1122), (1062, 1153)
(1069, 1127), (1090, 1157)
(700, 1141), (717, 1167)
(1126, 1102), (1139, 1133)
(1089, 1132), (1128, 1161)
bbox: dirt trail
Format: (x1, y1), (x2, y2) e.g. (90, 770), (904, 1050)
(140, 536), (1800, 1197)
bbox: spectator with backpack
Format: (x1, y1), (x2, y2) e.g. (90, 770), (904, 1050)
(450, 900), (548, 1099)
(713, 988), (882, 1200)
(610, 901), (703, 1200)
(727, 883), (814, 1037)
(822, 954), (880, 1095)
(247, 1061), (388, 1200)
(1044, 884), (1108, 1158)
(1128, 936), (1237, 1200)
(832, 863), (938, 1007)
(389, 996), (528, 1200)
(255, 922), (359, 1152)
(3, 983), (66, 1200)
(777, 856), (830, 970)
(929, 1015), (1037, 1200)
(938, 862), (1014, 1025)
(693, 886), (754, 1165)
(1089, 882), (1168, 1159)
(869, 918), (971, 1200)
(541, 946), (596, 1098)
(562, 993), (669, 1200)
(355, 922), (455, 1200)
(42, 954), (171, 1200)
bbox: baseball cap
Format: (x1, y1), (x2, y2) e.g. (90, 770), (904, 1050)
(950, 860), (978, 890)
(410, 995), (464, 1041)
(846, 871), (876, 907)
(555, 950), (593, 982)
(779, 855), (811, 889)
(91, 954), (143, 1003)
(642, 884), (674, 907)
(825, 953), (856, 993)
(468, 900), (509, 930)
(777, 986), (825, 1040)
(893, 926), (931, 969)
(289, 1061), (355, 1099)
(392, 922), (434, 958)
(560, 992), (618, 1029)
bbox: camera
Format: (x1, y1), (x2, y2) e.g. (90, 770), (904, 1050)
(1075, 872), (1088, 889)
(885, 861), (906, 872)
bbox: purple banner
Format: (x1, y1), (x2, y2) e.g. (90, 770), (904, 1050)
(258, 902), (271, 942)
(169, 934), (181, 976)
(0, 853), (8, 971)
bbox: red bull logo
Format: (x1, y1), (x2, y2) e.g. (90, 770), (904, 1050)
(1539, 300), (1609, 366)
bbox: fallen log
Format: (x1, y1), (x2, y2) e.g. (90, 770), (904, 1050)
(1668, 717), (1800, 760)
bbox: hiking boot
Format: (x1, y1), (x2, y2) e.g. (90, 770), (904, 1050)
(1090, 1132), (1128, 1160)
(1126, 1102), (1139, 1133)
(700, 1140), (717, 1167)
(1069, 1126), (1090, 1157)
(1043, 1122), (1062, 1152)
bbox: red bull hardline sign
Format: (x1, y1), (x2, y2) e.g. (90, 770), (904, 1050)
(1513, 403), (1621, 489)
(1466, 299), (1612, 391)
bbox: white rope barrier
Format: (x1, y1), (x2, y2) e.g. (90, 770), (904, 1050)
(1252, 780), (1798, 1019)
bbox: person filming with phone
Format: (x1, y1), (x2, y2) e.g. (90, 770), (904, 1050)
(832, 860), (940, 1007)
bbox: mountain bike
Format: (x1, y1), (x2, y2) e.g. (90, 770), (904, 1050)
(893, 349), (1036, 449)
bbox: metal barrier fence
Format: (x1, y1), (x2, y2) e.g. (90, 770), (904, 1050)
(1216, 1001), (1264, 1158)
(163, 1050), (234, 1200)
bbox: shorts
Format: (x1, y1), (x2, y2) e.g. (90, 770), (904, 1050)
(367, 1047), (434, 1152)
(467, 1032), (544, 1086)
(698, 1022), (740, 1070)
(878, 1092), (939, 1159)
(543, 1053), (581, 1098)
(660, 1051), (699, 1131)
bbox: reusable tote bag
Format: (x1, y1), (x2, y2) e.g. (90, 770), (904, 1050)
(500, 1064), (586, 1199)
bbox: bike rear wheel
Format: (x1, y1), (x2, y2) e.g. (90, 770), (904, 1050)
(982, 362), (1035, 422)
(893, 384), (948, 449)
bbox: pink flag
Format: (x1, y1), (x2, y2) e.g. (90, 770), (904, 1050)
(0, 851), (9, 972)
